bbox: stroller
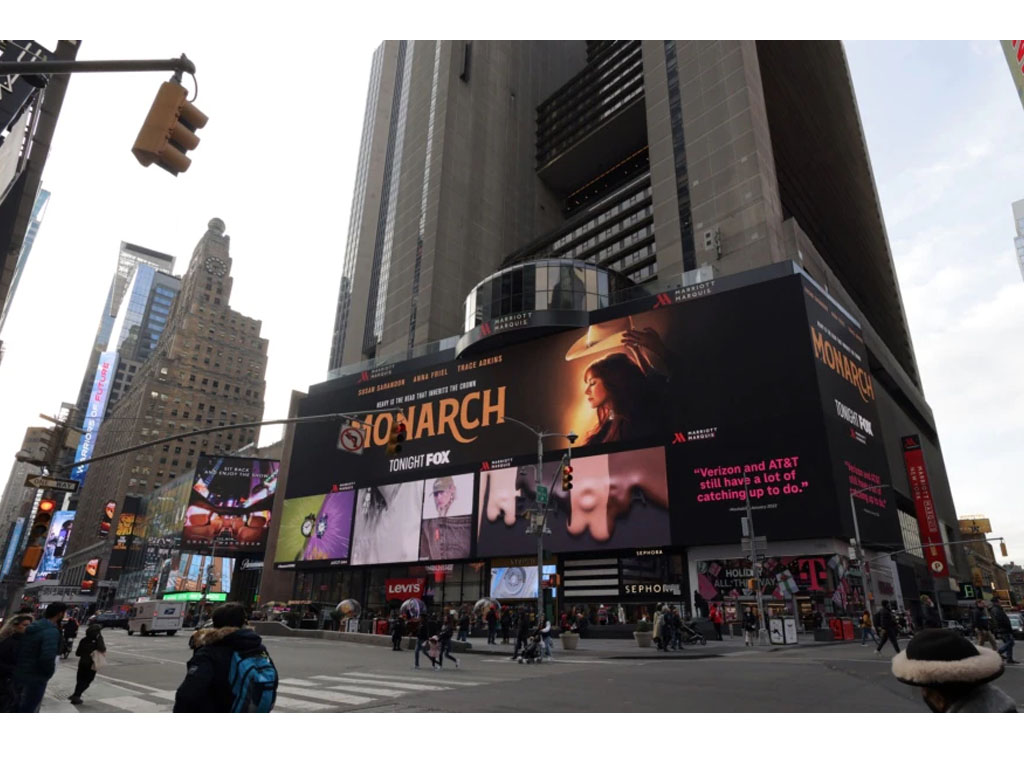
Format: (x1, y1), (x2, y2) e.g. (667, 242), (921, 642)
(517, 630), (545, 664)
(679, 619), (707, 646)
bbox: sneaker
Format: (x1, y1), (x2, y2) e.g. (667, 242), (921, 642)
(69, 697), (83, 705)
(874, 649), (881, 656)
(455, 659), (460, 669)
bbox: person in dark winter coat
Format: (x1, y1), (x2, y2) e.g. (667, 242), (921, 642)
(391, 615), (405, 651)
(990, 598), (1018, 664)
(69, 624), (106, 704)
(874, 600), (900, 655)
(0, 613), (33, 712)
(485, 608), (497, 645)
(457, 612), (470, 642)
(920, 595), (942, 629)
(173, 602), (272, 713)
(437, 621), (459, 669)
(500, 610), (512, 645)
(13, 602), (66, 712)
(414, 618), (436, 669)
(892, 628), (1016, 712)
(743, 610), (760, 647)
(512, 612), (532, 660)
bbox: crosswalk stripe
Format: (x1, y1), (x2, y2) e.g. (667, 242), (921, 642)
(279, 678), (318, 686)
(150, 690), (177, 701)
(326, 684), (404, 697)
(312, 675), (448, 692)
(274, 695), (332, 711)
(99, 695), (167, 712)
(277, 685), (374, 705)
(343, 672), (482, 686)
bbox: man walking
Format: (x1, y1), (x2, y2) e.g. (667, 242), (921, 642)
(920, 595), (941, 629)
(13, 602), (66, 712)
(972, 599), (997, 651)
(413, 618), (432, 669)
(874, 600), (900, 656)
(457, 611), (470, 643)
(512, 611), (532, 661)
(743, 610), (760, 647)
(990, 597), (1018, 664)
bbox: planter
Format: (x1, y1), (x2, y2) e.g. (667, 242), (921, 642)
(633, 631), (653, 648)
(560, 632), (579, 650)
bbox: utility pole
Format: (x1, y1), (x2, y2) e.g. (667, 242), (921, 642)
(740, 471), (766, 644)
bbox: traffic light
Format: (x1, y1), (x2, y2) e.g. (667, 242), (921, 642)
(1001, 541), (1009, 558)
(386, 418), (407, 455)
(132, 81), (208, 175)
(747, 578), (757, 591)
(562, 464), (573, 491)
(22, 497), (56, 569)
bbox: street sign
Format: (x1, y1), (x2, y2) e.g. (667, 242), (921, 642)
(741, 536), (767, 550)
(24, 475), (79, 493)
(536, 485), (549, 504)
(337, 425), (365, 454)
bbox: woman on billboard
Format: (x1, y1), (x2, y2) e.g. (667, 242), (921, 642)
(575, 325), (670, 445)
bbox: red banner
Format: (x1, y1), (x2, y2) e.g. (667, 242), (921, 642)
(385, 578), (425, 601)
(902, 435), (949, 577)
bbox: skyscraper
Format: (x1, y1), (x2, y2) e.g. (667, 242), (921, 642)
(59, 219), (268, 603)
(328, 41), (918, 393)
(0, 187), (49, 340)
(1012, 198), (1024, 281)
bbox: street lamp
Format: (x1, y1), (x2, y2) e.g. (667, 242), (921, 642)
(849, 483), (891, 621)
(501, 416), (577, 626)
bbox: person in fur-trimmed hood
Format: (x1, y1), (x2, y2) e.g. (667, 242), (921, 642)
(891, 628), (1017, 713)
(173, 602), (269, 713)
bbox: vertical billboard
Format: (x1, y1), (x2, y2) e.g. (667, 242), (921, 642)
(80, 557), (101, 594)
(98, 500), (115, 536)
(0, 517), (26, 578)
(31, 509), (75, 580)
(71, 351), (117, 483)
(902, 434), (949, 578)
(182, 455), (279, 553)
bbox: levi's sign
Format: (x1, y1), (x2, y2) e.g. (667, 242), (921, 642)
(385, 578), (425, 600)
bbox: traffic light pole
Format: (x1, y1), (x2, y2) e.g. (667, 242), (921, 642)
(0, 55), (196, 77)
(742, 471), (766, 644)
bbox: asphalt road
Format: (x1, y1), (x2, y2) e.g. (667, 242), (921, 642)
(37, 631), (1024, 712)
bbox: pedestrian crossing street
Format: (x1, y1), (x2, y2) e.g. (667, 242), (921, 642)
(46, 670), (506, 713)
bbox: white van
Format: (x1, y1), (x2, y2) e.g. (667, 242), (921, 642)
(128, 601), (184, 636)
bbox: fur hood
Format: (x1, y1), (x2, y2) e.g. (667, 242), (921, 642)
(190, 626), (241, 648)
(189, 625), (263, 652)
(892, 645), (1004, 687)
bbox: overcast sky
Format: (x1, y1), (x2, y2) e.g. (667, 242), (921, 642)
(0, 34), (1021, 559)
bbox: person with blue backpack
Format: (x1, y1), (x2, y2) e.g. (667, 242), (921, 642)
(173, 602), (278, 713)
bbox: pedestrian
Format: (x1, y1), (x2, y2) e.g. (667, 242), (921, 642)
(539, 615), (553, 658)
(891, 628), (1016, 712)
(920, 595), (941, 629)
(500, 608), (512, 645)
(457, 611), (470, 643)
(0, 613), (33, 712)
(972, 599), (998, 651)
(414, 617), (432, 669)
(669, 607), (683, 650)
(709, 603), (724, 641)
(743, 610), (760, 647)
(512, 611), (532, 660)
(652, 605), (665, 650)
(874, 600), (900, 656)
(12, 601), (66, 712)
(859, 609), (877, 645)
(486, 607), (497, 645)
(989, 598), (1018, 664)
(69, 623), (106, 705)
(437, 621), (459, 669)
(173, 602), (278, 713)
(61, 614), (79, 659)
(391, 614), (405, 651)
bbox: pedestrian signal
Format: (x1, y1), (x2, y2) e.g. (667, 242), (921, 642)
(386, 419), (407, 455)
(562, 465), (573, 491)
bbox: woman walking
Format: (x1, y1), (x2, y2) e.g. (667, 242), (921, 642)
(69, 623), (106, 705)
(0, 613), (33, 712)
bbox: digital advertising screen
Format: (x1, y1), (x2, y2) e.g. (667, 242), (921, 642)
(182, 456), (280, 554)
(489, 564), (557, 600)
(278, 268), (900, 558)
(33, 509), (75, 580)
(350, 473), (473, 566)
(163, 551), (234, 594)
(274, 489), (355, 567)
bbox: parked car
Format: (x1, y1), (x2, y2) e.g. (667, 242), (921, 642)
(88, 612), (128, 630)
(1008, 612), (1024, 640)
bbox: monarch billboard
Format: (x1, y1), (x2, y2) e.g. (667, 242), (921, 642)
(275, 267), (900, 567)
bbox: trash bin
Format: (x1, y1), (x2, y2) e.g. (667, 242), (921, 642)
(829, 617), (843, 640)
(375, 618), (389, 635)
(841, 619), (855, 641)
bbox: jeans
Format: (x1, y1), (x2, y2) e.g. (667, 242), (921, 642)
(457, 629), (468, 642)
(861, 627), (877, 644)
(542, 634), (553, 657)
(414, 640), (435, 667)
(998, 634), (1016, 662)
(438, 639), (458, 667)
(487, 626), (496, 644)
(16, 680), (47, 713)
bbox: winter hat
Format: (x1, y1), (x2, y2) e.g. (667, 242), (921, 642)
(891, 629), (1004, 687)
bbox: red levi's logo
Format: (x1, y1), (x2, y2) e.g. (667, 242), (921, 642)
(385, 578), (425, 600)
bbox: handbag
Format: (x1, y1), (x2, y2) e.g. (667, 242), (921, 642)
(91, 650), (107, 672)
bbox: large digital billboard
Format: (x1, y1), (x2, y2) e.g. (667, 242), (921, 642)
(32, 509), (75, 580)
(182, 456), (279, 554)
(163, 551), (234, 594)
(71, 351), (117, 483)
(273, 490), (355, 568)
(276, 269), (900, 563)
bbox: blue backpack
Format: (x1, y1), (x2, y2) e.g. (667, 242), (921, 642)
(228, 648), (278, 713)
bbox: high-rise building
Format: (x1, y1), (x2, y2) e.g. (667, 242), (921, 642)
(59, 219), (268, 604)
(328, 41), (918, 393)
(1012, 199), (1024, 281)
(0, 187), (49, 340)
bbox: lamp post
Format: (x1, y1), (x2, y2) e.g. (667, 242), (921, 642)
(500, 416), (577, 626)
(849, 483), (891, 621)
